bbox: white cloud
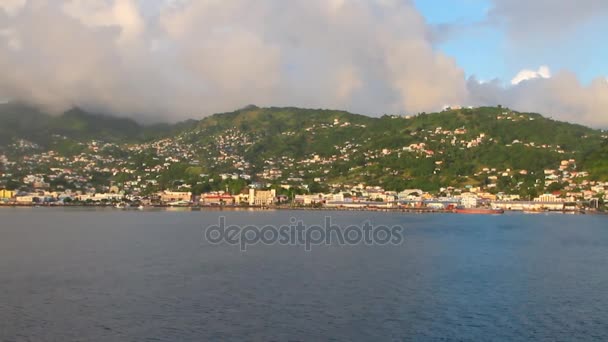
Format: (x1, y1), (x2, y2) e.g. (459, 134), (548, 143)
(511, 65), (552, 85)
(0, 0), (26, 16)
(333, 65), (363, 102)
(468, 71), (608, 127)
(61, 0), (144, 43)
(0, 28), (21, 50)
(0, 0), (606, 127)
(0, 0), (466, 121)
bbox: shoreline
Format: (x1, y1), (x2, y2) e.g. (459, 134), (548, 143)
(0, 203), (604, 215)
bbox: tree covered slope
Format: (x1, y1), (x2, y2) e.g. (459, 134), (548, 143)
(1, 103), (607, 190)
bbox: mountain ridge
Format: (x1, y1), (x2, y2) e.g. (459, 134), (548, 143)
(0, 102), (602, 145)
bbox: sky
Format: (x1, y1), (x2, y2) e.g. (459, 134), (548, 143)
(416, 0), (608, 84)
(0, 0), (607, 127)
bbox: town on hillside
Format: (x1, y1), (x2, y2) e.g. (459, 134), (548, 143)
(1, 107), (607, 212)
(1, 156), (606, 212)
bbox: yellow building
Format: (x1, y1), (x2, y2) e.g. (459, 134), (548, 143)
(234, 192), (250, 205)
(0, 189), (15, 199)
(477, 192), (497, 201)
(158, 191), (192, 203)
(201, 194), (235, 206)
(248, 189), (276, 206)
(534, 193), (563, 203)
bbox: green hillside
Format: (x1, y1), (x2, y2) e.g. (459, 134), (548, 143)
(166, 106), (605, 190)
(0, 103), (169, 146)
(1, 103), (607, 193)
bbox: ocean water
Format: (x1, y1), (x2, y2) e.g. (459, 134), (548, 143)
(1, 208), (607, 341)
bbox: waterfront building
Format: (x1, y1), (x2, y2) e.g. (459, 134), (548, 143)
(201, 194), (235, 205)
(77, 193), (123, 202)
(460, 195), (479, 208)
(158, 191), (193, 203)
(491, 201), (565, 211)
(534, 194), (563, 203)
(0, 189), (15, 199)
(248, 188), (276, 206)
(15, 195), (38, 204)
(294, 194), (326, 205)
(398, 189), (424, 201)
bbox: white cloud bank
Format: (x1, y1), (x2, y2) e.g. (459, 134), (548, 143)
(0, 0), (607, 127)
(511, 66), (551, 85)
(469, 70), (608, 127)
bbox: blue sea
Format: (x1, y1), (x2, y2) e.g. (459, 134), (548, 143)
(1, 208), (607, 341)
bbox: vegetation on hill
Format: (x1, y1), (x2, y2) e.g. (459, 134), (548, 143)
(1, 103), (607, 193)
(0, 103), (172, 146)
(172, 106), (606, 187)
(581, 140), (608, 181)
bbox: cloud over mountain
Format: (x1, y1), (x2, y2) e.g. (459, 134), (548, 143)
(468, 70), (608, 128)
(0, 0), (607, 127)
(510, 66), (551, 85)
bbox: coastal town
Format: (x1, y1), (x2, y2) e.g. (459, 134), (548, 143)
(0, 183), (604, 213)
(1, 155), (605, 213)
(1, 107), (607, 213)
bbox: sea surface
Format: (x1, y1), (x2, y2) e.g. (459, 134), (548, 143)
(1, 208), (607, 341)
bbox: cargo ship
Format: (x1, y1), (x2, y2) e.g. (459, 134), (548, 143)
(453, 207), (504, 215)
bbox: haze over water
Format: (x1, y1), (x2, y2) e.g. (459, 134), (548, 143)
(1, 208), (607, 341)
